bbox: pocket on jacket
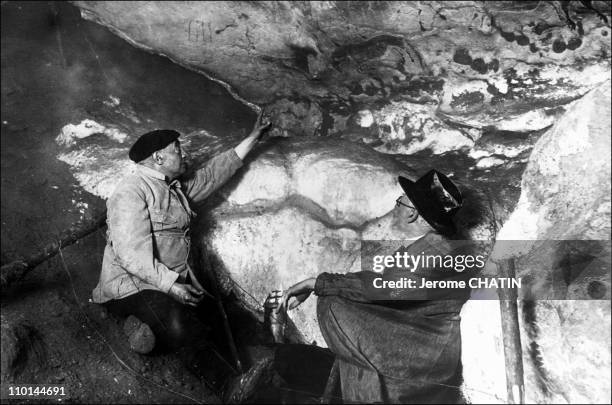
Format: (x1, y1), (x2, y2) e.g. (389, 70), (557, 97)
(150, 209), (179, 231)
(152, 234), (189, 271)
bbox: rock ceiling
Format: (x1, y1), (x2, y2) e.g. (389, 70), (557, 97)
(75, 1), (610, 144)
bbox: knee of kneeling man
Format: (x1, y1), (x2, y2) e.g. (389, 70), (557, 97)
(316, 296), (347, 323)
(317, 295), (345, 311)
(166, 313), (202, 346)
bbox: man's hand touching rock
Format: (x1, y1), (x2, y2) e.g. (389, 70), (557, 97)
(234, 109), (272, 160)
(251, 110), (271, 141)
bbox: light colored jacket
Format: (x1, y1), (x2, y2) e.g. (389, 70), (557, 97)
(92, 149), (242, 303)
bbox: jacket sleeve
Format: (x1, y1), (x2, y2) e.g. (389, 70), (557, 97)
(182, 149), (243, 204)
(314, 236), (476, 302)
(314, 236), (433, 302)
(314, 271), (377, 302)
(314, 270), (430, 302)
(314, 239), (475, 304)
(107, 185), (179, 293)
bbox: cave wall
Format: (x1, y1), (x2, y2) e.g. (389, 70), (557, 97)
(74, 0), (611, 147)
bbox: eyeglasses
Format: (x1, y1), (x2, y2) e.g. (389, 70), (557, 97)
(396, 196), (411, 208)
(396, 195), (419, 223)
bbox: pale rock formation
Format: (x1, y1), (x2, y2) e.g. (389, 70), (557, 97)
(57, 147), (135, 200)
(207, 207), (360, 345)
(56, 119), (127, 146)
(497, 81), (612, 242)
(462, 82), (612, 404)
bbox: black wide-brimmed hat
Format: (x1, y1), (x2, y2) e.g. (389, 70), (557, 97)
(129, 129), (180, 163)
(398, 170), (463, 236)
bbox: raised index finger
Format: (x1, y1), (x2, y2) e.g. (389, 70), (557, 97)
(276, 293), (288, 314)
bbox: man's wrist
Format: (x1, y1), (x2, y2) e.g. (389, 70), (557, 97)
(158, 265), (180, 293)
(313, 274), (327, 296)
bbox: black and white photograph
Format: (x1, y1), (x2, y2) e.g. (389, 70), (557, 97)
(1, 1), (610, 404)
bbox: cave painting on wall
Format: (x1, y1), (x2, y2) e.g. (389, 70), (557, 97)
(186, 19), (212, 42)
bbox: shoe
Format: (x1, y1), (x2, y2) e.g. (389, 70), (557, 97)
(181, 344), (236, 394)
(223, 356), (276, 404)
(123, 315), (155, 354)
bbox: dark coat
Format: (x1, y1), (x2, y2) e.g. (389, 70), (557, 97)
(314, 232), (479, 403)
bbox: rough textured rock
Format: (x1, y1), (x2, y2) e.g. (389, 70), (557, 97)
(1, 315), (46, 380)
(461, 81), (612, 404)
(123, 315), (156, 354)
(74, 1), (611, 150)
(497, 81), (611, 241)
(207, 206), (360, 345)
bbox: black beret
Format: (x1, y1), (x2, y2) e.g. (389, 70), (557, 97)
(128, 129), (180, 162)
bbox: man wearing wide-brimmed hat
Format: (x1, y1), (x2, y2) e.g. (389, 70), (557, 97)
(279, 170), (475, 403)
(92, 112), (270, 369)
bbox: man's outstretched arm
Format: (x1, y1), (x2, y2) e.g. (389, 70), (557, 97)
(279, 267), (442, 312)
(234, 111), (271, 160)
(278, 272), (383, 313)
(183, 111), (270, 204)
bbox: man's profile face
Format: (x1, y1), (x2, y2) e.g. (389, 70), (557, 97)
(159, 140), (186, 179)
(395, 194), (432, 237)
(396, 195), (419, 223)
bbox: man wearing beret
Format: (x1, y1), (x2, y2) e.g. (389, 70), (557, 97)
(91, 112), (270, 368)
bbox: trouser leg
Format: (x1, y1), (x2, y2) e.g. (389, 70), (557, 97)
(103, 289), (209, 351)
(316, 296), (386, 403)
(317, 296), (464, 404)
(104, 290), (237, 391)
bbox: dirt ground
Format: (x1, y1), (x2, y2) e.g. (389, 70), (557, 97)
(0, 2), (276, 403)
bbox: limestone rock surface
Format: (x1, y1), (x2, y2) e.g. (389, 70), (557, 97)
(461, 81), (612, 404)
(74, 1), (611, 150)
(498, 81), (611, 241)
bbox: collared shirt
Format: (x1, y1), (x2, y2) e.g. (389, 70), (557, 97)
(92, 149), (243, 303)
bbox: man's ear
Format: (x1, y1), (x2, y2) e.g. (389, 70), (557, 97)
(152, 151), (164, 165)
